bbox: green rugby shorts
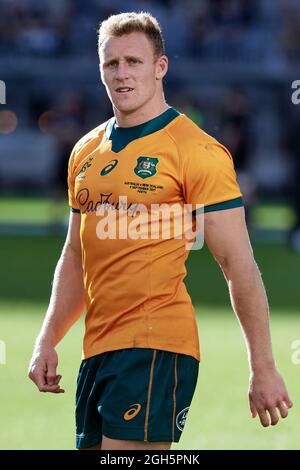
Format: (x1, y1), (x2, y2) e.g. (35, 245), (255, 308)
(75, 348), (199, 449)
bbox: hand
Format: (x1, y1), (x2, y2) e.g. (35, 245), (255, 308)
(28, 345), (65, 393)
(249, 368), (292, 427)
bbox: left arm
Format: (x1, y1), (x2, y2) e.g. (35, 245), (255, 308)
(204, 206), (293, 426)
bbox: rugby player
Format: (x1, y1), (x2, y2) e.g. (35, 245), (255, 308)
(28, 12), (292, 450)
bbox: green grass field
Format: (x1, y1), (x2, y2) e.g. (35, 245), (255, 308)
(0, 235), (299, 449)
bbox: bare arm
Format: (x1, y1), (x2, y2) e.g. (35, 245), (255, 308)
(28, 212), (85, 393)
(204, 206), (293, 426)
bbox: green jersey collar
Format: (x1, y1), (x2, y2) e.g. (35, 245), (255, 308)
(105, 107), (180, 153)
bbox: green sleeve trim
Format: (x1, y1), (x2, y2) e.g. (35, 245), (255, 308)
(70, 207), (81, 213)
(204, 197), (244, 213)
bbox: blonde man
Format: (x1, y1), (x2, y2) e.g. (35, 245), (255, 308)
(28, 12), (292, 451)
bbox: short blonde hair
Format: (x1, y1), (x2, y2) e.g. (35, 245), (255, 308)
(98, 11), (165, 59)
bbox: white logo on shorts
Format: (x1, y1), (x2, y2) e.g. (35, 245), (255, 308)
(176, 406), (190, 431)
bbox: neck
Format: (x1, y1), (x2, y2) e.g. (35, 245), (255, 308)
(113, 100), (169, 128)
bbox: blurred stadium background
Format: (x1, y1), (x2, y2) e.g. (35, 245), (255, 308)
(0, 0), (299, 450)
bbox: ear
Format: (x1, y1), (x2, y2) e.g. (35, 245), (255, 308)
(99, 63), (104, 84)
(155, 55), (168, 80)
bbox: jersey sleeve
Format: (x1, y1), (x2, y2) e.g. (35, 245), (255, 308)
(182, 140), (243, 212)
(67, 146), (80, 213)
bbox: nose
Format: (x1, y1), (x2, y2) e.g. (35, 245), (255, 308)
(115, 62), (130, 81)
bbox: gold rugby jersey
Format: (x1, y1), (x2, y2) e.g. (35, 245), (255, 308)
(68, 107), (243, 361)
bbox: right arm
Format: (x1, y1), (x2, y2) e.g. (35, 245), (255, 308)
(28, 212), (85, 393)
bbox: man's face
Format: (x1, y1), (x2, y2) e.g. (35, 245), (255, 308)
(99, 32), (166, 114)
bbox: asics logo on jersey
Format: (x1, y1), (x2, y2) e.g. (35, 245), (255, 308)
(100, 159), (119, 176)
(123, 403), (142, 421)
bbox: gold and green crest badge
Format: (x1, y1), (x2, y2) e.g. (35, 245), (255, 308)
(134, 156), (159, 179)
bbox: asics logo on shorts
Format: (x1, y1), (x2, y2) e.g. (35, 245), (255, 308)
(123, 403), (142, 421)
